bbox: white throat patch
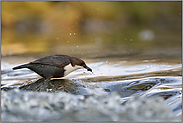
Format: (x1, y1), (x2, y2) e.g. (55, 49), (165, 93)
(64, 63), (84, 76)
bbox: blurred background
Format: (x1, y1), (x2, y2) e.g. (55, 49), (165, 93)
(1, 1), (182, 60)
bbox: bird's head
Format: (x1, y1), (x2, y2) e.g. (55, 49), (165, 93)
(69, 57), (92, 72)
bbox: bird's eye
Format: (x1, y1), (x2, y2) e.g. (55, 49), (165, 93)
(81, 62), (86, 66)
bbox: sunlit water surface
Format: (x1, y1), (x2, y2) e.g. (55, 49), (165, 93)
(1, 56), (182, 121)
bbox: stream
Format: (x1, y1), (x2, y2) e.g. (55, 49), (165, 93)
(1, 55), (182, 122)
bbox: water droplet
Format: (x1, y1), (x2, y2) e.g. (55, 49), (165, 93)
(89, 14), (90, 16)
(76, 45), (78, 47)
(74, 33), (76, 35)
(76, 23), (78, 25)
(57, 38), (58, 40)
(91, 39), (93, 41)
(73, 25), (75, 27)
(125, 39), (126, 40)
(2, 53), (6, 57)
(62, 25), (64, 27)
(101, 23), (102, 24)
(81, 53), (83, 54)
(70, 33), (72, 36)
(97, 8), (99, 10)
(130, 39), (132, 41)
(92, 11), (93, 12)
(72, 49), (73, 51)
(8, 52), (12, 56)
(83, 35), (84, 37)
(67, 41), (69, 43)
(67, 4), (69, 7)
(98, 13), (99, 15)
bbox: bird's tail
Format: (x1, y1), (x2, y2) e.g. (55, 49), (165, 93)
(12, 64), (29, 70)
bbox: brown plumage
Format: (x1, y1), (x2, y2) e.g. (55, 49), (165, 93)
(13, 55), (92, 80)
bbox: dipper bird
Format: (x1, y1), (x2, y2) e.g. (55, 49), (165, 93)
(12, 55), (92, 81)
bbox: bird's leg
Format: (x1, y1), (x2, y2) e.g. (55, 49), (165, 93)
(43, 78), (51, 88)
(49, 81), (53, 87)
(44, 77), (55, 92)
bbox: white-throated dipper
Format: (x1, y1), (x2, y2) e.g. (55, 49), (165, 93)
(12, 55), (92, 81)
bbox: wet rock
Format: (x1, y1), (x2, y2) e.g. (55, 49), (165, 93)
(1, 89), (180, 122)
(1, 78), (85, 94)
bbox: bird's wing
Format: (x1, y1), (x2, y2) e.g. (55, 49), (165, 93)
(30, 55), (71, 68)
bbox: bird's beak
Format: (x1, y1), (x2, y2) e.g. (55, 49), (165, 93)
(85, 66), (92, 72)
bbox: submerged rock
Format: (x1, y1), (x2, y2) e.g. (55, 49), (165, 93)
(1, 89), (181, 122)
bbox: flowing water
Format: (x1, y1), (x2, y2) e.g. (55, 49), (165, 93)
(1, 1), (182, 121)
(1, 54), (182, 121)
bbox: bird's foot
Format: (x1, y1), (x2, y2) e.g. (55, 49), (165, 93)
(43, 78), (54, 92)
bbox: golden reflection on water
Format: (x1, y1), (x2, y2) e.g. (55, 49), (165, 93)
(2, 1), (181, 57)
